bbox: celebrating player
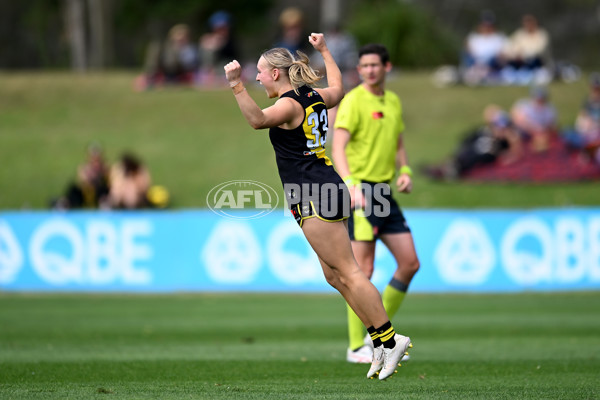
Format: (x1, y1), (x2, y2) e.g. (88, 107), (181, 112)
(332, 43), (420, 365)
(224, 33), (412, 380)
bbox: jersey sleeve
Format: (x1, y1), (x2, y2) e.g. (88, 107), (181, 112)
(333, 93), (358, 134)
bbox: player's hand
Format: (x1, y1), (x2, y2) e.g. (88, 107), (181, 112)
(396, 174), (412, 194)
(224, 60), (242, 85)
(308, 33), (327, 52)
(348, 184), (366, 210)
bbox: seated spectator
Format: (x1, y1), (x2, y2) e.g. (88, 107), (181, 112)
(501, 14), (552, 85)
(562, 73), (600, 163)
(136, 24), (200, 90)
(511, 86), (558, 152)
(461, 10), (508, 85)
(77, 143), (111, 207)
(424, 104), (522, 179)
(108, 153), (151, 209)
(51, 143), (110, 210)
(198, 10), (237, 86)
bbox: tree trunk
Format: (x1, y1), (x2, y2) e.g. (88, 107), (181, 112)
(87, 0), (113, 69)
(65, 0), (87, 71)
(320, 0), (341, 29)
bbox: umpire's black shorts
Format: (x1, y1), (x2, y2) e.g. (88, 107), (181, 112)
(348, 181), (411, 241)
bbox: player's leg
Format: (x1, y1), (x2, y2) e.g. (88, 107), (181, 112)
(351, 241), (376, 278)
(346, 240), (376, 362)
(345, 205), (378, 362)
(302, 217), (408, 379)
(301, 217), (385, 328)
(376, 192), (420, 323)
(379, 232), (419, 319)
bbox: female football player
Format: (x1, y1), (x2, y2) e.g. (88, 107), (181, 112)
(223, 33), (411, 380)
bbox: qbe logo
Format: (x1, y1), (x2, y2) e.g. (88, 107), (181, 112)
(206, 180), (280, 220)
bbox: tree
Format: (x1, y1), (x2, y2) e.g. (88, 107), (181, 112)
(65, 0), (86, 71)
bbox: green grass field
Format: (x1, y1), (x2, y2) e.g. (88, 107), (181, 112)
(1, 71), (598, 210)
(1, 292), (598, 399)
(2, 71), (598, 399)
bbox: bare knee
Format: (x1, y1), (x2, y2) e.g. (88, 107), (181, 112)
(409, 257), (420, 275)
(324, 263), (365, 293)
(336, 267), (367, 292)
(398, 257), (420, 280)
(325, 275), (341, 290)
(355, 255), (375, 279)
(322, 267), (342, 290)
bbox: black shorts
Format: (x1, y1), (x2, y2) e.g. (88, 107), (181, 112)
(348, 181), (410, 241)
(289, 187), (351, 227)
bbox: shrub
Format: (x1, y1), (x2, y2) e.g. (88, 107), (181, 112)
(346, 0), (460, 68)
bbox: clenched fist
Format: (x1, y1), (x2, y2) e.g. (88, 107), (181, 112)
(224, 60), (242, 85)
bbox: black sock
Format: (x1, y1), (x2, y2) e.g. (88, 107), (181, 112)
(376, 321), (396, 349)
(367, 326), (382, 347)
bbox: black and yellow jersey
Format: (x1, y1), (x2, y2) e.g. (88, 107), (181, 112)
(268, 85), (344, 205)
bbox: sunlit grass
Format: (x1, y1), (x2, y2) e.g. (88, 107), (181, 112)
(0, 292), (598, 399)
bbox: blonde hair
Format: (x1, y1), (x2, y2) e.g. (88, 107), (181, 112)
(261, 48), (322, 94)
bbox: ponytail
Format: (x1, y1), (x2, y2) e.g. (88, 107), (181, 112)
(261, 48), (322, 94)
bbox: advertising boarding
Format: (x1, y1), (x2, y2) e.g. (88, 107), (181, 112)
(1, 208), (599, 292)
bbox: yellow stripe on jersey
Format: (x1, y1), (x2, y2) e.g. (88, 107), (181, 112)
(302, 102), (332, 166)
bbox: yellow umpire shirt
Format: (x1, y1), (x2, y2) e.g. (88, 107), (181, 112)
(334, 84), (405, 183)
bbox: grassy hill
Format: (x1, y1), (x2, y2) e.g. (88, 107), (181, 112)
(0, 71), (597, 210)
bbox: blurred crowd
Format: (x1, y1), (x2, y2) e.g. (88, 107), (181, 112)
(134, 10), (234, 90)
(134, 7), (359, 91)
(51, 145), (169, 210)
(124, 6), (599, 184)
(434, 11), (580, 88)
(424, 73), (600, 180)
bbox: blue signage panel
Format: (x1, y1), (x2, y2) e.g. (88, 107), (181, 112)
(1, 208), (599, 292)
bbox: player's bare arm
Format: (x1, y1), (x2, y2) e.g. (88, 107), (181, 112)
(310, 33), (344, 109)
(224, 60), (298, 129)
(333, 127), (365, 209)
(395, 134), (413, 193)
(332, 128), (352, 178)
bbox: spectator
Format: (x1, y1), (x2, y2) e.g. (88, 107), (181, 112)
(198, 10), (237, 86)
(562, 73), (600, 163)
(502, 14), (552, 85)
(77, 143), (111, 207)
(461, 10), (508, 85)
(51, 143), (110, 210)
(136, 23), (200, 90)
(274, 7), (310, 54)
(511, 86), (558, 152)
(108, 153), (151, 209)
(424, 105), (523, 179)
